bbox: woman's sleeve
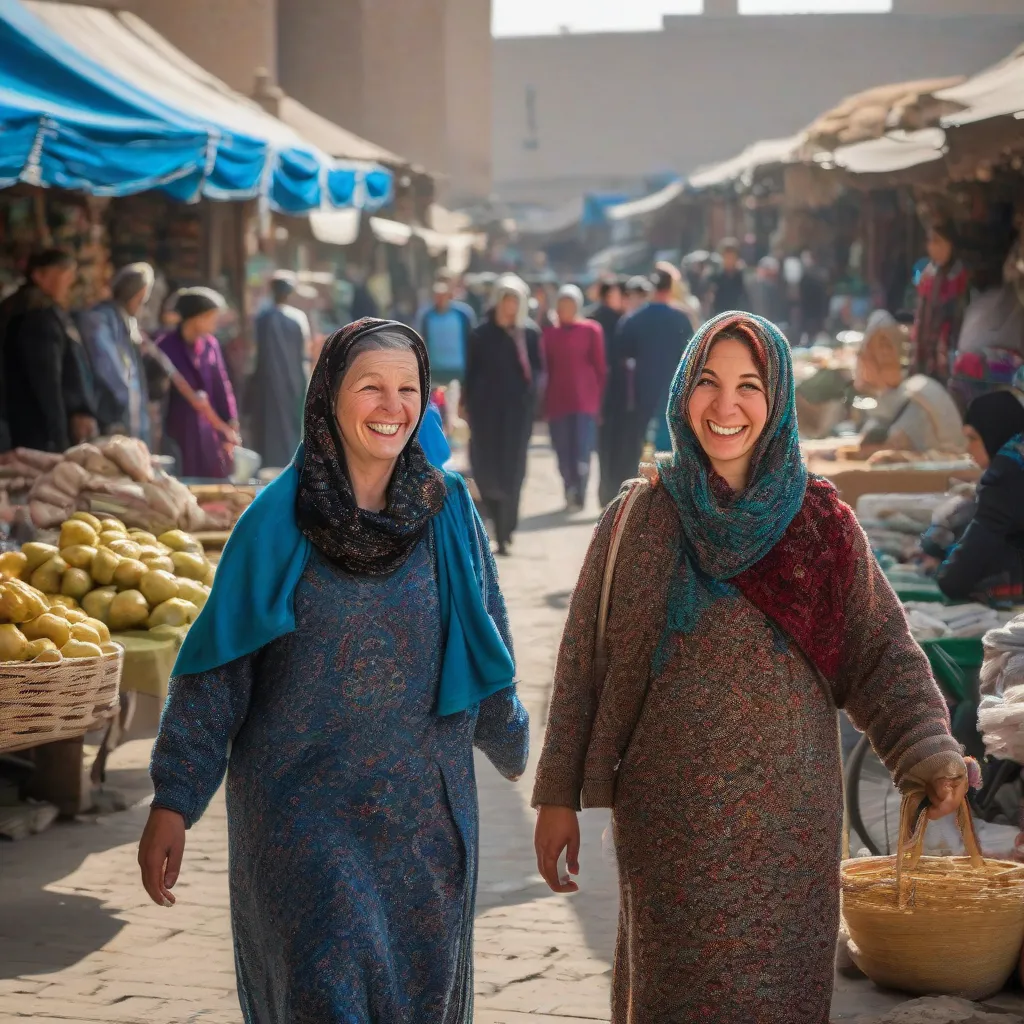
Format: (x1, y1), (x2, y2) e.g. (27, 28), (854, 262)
(936, 462), (1024, 601)
(834, 518), (965, 791)
(469, 494), (530, 780)
(530, 498), (620, 809)
(149, 653), (256, 828)
(208, 340), (239, 423)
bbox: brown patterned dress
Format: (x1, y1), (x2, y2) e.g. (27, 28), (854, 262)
(532, 481), (965, 1024)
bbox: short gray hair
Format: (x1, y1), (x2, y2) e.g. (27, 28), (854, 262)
(333, 329), (418, 396)
(111, 262), (155, 306)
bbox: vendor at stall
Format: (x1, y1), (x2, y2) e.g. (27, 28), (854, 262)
(845, 311), (964, 458)
(931, 389), (1024, 605)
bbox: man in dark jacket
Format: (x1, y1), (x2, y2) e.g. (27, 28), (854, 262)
(5, 249), (97, 452)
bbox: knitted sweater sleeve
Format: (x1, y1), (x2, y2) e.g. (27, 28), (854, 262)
(833, 521), (965, 792)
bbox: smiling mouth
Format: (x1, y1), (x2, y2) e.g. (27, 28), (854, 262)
(707, 421), (746, 437)
(367, 422), (402, 436)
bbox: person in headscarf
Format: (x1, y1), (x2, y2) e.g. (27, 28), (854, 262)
(139, 318), (529, 1023)
(157, 287), (240, 479)
(542, 284), (607, 511)
(463, 274), (543, 555)
(531, 312), (969, 1023)
(911, 222), (969, 382)
(79, 262), (157, 443)
(934, 388), (1024, 605)
(250, 272), (311, 470)
(846, 311), (964, 457)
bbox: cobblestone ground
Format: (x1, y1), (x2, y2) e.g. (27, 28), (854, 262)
(1, 439), (1021, 1023)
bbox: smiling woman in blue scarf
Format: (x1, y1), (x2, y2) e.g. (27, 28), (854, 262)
(531, 312), (969, 1023)
(138, 318), (529, 1024)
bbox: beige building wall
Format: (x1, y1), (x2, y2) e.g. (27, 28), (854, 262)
(56, 0), (278, 94)
(493, 12), (1024, 206)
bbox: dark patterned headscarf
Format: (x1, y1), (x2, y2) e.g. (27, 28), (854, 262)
(296, 318), (447, 575)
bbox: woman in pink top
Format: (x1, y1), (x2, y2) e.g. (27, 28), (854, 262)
(542, 285), (608, 511)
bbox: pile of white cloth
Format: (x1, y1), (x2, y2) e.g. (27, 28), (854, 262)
(978, 614), (1024, 763)
(903, 601), (1010, 641)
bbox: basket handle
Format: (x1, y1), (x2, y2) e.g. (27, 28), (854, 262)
(895, 794), (983, 907)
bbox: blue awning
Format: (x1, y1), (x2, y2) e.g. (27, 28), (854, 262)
(1, 0), (393, 213)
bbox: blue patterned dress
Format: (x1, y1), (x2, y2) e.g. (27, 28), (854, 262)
(150, 531), (529, 1024)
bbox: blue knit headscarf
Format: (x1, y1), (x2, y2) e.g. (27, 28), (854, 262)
(653, 311), (807, 667)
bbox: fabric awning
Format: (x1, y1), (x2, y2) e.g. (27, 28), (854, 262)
(19, 0), (392, 213)
(936, 45), (1024, 127)
(688, 133), (805, 191)
(607, 180), (684, 222)
(827, 129), (947, 175)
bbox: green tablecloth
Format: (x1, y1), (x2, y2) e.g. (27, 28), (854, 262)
(919, 636), (983, 703)
(114, 627), (187, 702)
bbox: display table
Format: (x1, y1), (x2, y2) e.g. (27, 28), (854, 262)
(806, 458), (980, 506)
(115, 628), (187, 704)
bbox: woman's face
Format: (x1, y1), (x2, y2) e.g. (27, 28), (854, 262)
(687, 337), (769, 486)
(497, 294), (520, 324)
(556, 297), (578, 325)
(927, 229), (953, 269)
(335, 349), (421, 469)
(963, 425), (990, 470)
(185, 309), (220, 337)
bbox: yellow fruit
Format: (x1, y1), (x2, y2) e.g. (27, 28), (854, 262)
(100, 641), (122, 656)
(70, 621), (102, 646)
(141, 554), (175, 573)
(30, 556), (68, 595)
(69, 511), (102, 532)
(91, 548), (122, 586)
(25, 638), (58, 659)
(175, 579), (210, 610)
(147, 623), (186, 640)
(0, 623), (28, 661)
(21, 613), (71, 649)
(81, 587), (117, 625)
(113, 559), (149, 590)
(61, 638), (103, 659)
(34, 648), (63, 664)
(159, 530), (203, 554)
(139, 570), (179, 607)
(64, 608), (88, 624)
(85, 617), (111, 643)
(6, 580), (49, 620)
(108, 590), (150, 631)
(129, 530), (159, 546)
(0, 550), (28, 579)
(61, 568), (93, 600)
(107, 538), (143, 560)
(0, 585), (29, 623)
(60, 545), (97, 570)
(59, 520), (98, 549)
(147, 598), (199, 629)
(47, 594), (79, 611)
(22, 543), (59, 572)
(170, 551), (209, 582)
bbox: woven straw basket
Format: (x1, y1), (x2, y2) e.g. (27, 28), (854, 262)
(0, 647), (123, 754)
(842, 795), (1024, 1000)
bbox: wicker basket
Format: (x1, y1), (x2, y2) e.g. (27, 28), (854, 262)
(0, 647), (123, 754)
(842, 795), (1024, 1000)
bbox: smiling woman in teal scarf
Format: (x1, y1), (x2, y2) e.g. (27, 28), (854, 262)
(532, 312), (969, 1023)
(139, 318), (529, 1024)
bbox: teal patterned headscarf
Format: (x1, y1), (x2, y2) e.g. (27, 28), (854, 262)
(654, 312), (807, 666)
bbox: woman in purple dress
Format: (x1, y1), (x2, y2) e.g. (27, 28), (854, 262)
(157, 288), (240, 479)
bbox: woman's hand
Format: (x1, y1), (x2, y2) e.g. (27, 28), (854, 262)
(138, 807), (186, 906)
(926, 774), (969, 820)
(535, 805), (580, 893)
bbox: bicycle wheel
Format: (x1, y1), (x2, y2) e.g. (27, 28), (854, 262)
(845, 733), (901, 857)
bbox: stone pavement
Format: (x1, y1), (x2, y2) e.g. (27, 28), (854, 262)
(0, 438), (1020, 1023)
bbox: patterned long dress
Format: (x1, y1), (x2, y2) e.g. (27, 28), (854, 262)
(532, 482), (963, 1023)
(151, 536), (529, 1024)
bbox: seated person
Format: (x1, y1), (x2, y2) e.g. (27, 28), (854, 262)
(849, 311), (964, 458)
(933, 389), (1024, 605)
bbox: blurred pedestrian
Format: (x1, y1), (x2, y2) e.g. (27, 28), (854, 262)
(251, 272), (311, 470)
(417, 276), (476, 386)
(463, 275), (543, 555)
(706, 238), (750, 317)
(912, 222), (969, 382)
(80, 262), (156, 444)
(584, 278), (624, 345)
(5, 248), (98, 452)
(749, 256), (788, 329)
(798, 249), (831, 345)
(141, 319), (528, 1024)
(622, 275), (653, 315)
(158, 288), (240, 479)
(543, 285), (607, 511)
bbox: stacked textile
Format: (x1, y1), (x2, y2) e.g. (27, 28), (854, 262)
(855, 492), (955, 560)
(978, 614), (1024, 763)
(902, 601), (1011, 642)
